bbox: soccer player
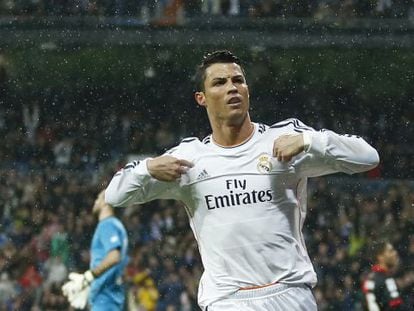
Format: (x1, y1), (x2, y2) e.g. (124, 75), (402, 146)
(362, 241), (404, 310)
(62, 191), (128, 310)
(105, 50), (379, 310)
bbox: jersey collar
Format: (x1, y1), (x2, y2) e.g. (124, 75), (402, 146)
(372, 264), (388, 274)
(210, 123), (257, 151)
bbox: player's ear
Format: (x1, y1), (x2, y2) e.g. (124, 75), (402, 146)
(195, 92), (206, 107)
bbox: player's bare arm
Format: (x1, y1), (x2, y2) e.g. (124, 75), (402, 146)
(273, 133), (305, 162)
(91, 249), (121, 278)
(147, 155), (194, 181)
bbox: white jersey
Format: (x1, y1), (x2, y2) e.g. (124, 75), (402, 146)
(105, 118), (379, 308)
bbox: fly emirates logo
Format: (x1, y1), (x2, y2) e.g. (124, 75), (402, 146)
(204, 179), (273, 210)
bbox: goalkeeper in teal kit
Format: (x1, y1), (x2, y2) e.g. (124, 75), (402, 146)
(62, 191), (128, 310)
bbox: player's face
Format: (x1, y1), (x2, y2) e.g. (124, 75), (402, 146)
(195, 63), (249, 126)
(383, 243), (399, 270)
(92, 191), (105, 215)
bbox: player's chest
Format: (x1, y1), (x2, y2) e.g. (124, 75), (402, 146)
(181, 148), (299, 202)
(184, 148), (293, 183)
(181, 163), (299, 217)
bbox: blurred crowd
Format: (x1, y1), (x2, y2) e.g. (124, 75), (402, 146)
(0, 38), (413, 309)
(0, 0), (414, 21)
(0, 86), (412, 179)
(0, 86), (412, 310)
(0, 160), (413, 310)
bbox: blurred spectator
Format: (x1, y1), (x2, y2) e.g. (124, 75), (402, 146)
(43, 256), (68, 286)
(0, 272), (17, 308)
(157, 272), (184, 310)
(50, 224), (70, 266)
(53, 137), (73, 167)
(0, 162), (412, 309)
(361, 241), (404, 310)
(137, 276), (159, 310)
(22, 104), (40, 145)
(0, 53), (411, 310)
(0, 52), (9, 106)
(39, 282), (69, 310)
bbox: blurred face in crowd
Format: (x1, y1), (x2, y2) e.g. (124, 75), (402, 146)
(195, 62), (250, 127)
(379, 243), (399, 271)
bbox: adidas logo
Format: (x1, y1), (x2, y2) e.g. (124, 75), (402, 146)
(197, 169), (209, 181)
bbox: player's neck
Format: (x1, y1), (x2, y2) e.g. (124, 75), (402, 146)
(99, 207), (114, 221)
(211, 117), (254, 147)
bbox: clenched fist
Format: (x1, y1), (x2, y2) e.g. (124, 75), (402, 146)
(273, 134), (305, 162)
(147, 155), (193, 182)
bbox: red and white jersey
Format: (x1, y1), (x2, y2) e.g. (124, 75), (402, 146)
(105, 118), (379, 308)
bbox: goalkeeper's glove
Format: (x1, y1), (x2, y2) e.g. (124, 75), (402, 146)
(68, 285), (90, 309)
(62, 270), (94, 309)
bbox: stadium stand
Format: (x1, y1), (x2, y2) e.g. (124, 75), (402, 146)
(0, 87), (413, 310)
(0, 5), (413, 309)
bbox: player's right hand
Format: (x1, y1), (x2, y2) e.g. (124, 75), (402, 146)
(68, 286), (90, 309)
(147, 155), (193, 182)
(62, 271), (94, 296)
(62, 271), (94, 309)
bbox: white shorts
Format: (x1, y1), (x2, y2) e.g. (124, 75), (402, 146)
(205, 284), (317, 311)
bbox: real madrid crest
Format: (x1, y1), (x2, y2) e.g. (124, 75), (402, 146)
(257, 154), (273, 174)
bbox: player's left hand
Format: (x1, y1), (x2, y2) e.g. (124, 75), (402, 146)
(273, 134), (305, 162)
(147, 155), (193, 182)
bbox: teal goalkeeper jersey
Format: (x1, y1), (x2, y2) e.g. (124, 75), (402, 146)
(89, 216), (128, 307)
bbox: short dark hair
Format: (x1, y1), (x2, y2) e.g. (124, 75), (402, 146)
(194, 50), (244, 92)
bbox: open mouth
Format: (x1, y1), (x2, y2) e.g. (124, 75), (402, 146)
(227, 97), (242, 105)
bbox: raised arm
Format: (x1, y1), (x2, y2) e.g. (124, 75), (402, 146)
(105, 155), (193, 207)
(273, 128), (379, 177)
